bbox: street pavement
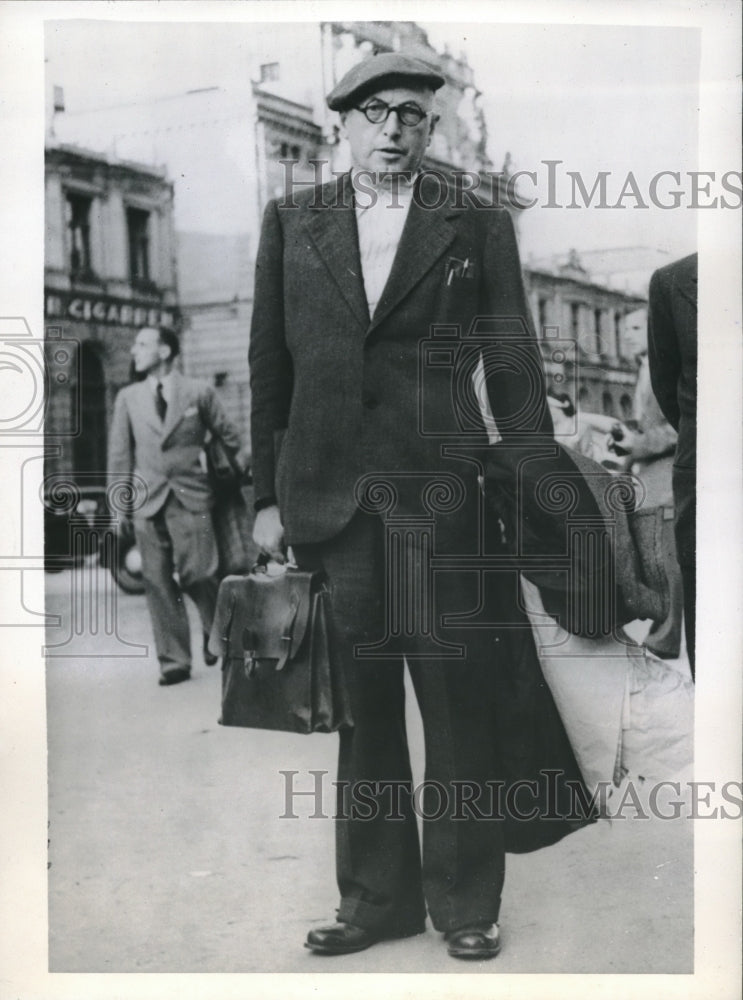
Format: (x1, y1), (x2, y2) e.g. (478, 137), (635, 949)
(46, 563), (693, 974)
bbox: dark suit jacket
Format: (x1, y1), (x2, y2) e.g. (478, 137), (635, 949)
(108, 370), (248, 519)
(249, 172), (554, 547)
(647, 253), (697, 471)
(647, 253), (697, 566)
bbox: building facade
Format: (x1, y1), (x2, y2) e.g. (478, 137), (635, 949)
(44, 143), (179, 487)
(526, 251), (646, 419)
(51, 20), (521, 439)
(49, 19), (647, 456)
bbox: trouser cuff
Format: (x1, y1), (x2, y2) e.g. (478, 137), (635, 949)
(430, 906), (501, 934)
(337, 896), (426, 934)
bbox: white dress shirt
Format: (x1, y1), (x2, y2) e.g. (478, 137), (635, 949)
(354, 172), (417, 318)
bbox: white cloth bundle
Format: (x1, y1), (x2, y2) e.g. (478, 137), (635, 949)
(519, 575), (694, 795)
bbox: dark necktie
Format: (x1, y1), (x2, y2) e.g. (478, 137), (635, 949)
(155, 381), (167, 422)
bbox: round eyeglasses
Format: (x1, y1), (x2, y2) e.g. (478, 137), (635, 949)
(354, 100), (430, 127)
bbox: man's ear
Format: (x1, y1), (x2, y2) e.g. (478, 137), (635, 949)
(427, 113), (439, 147)
(338, 112), (348, 141)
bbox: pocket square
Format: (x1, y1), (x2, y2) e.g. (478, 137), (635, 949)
(445, 256), (476, 285)
(184, 405), (199, 417)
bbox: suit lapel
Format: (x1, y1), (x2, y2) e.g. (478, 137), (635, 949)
(302, 172), (461, 333)
(135, 379), (162, 436)
(369, 174), (460, 332)
(302, 175), (370, 330)
(160, 370), (186, 444)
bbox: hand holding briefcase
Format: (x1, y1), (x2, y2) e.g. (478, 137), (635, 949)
(208, 563), (353, 734)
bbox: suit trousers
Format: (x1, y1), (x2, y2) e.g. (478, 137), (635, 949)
(294, 509), (508, 935)
(134, 493), (219, 675)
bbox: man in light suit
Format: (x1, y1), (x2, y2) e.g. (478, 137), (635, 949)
(647, 253), (697, 677)
(109, 326), (249, 685)
(608, 350), (684, 661)
(250, 53), (587, 959)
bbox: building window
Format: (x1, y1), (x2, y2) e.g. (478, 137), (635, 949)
(127, 207), (151, 284)
(570, 302), (580, 339)
(537, 297), (548, 336)
(66, 193), (92, 277)
(594, 308), (603, 353)
(74, 342), (108, 484)
(578, 385), (591, 410)
(260, 62), (280, 82)
(602, 391), (615, 417)
(614, 311), (622, 357)
(279, 142), (302, 161)
(620, 393), (633, 420)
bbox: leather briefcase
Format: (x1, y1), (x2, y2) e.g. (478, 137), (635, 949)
(208, 565), (353, 734)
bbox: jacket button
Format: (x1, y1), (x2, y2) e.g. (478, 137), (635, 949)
(362, 394), (379, 410)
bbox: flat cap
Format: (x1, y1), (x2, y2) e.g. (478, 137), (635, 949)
(326, 51), (445, 111)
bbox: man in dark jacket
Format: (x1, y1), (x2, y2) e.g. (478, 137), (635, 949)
(647, 253), (697, 677)
(249, 52), (587, 960)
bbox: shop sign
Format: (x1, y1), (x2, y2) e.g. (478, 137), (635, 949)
(45, 290), (179, 329)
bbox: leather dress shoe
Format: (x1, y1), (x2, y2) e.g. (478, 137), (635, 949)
(203, 633), (219, 666)
(445, 923), (501, 960)
(158, 667), (191, 686)
(305, 921), (423, 955)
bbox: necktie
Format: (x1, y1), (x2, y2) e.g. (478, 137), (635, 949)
(155, 381), (167, 422)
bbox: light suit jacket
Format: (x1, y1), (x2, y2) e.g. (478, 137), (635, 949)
(631, 354), (677, 508)
(108, 370), (248, 520)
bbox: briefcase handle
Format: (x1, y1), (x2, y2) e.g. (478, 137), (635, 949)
(252, 553), (270, 574)
(252, 549), (298, 574)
